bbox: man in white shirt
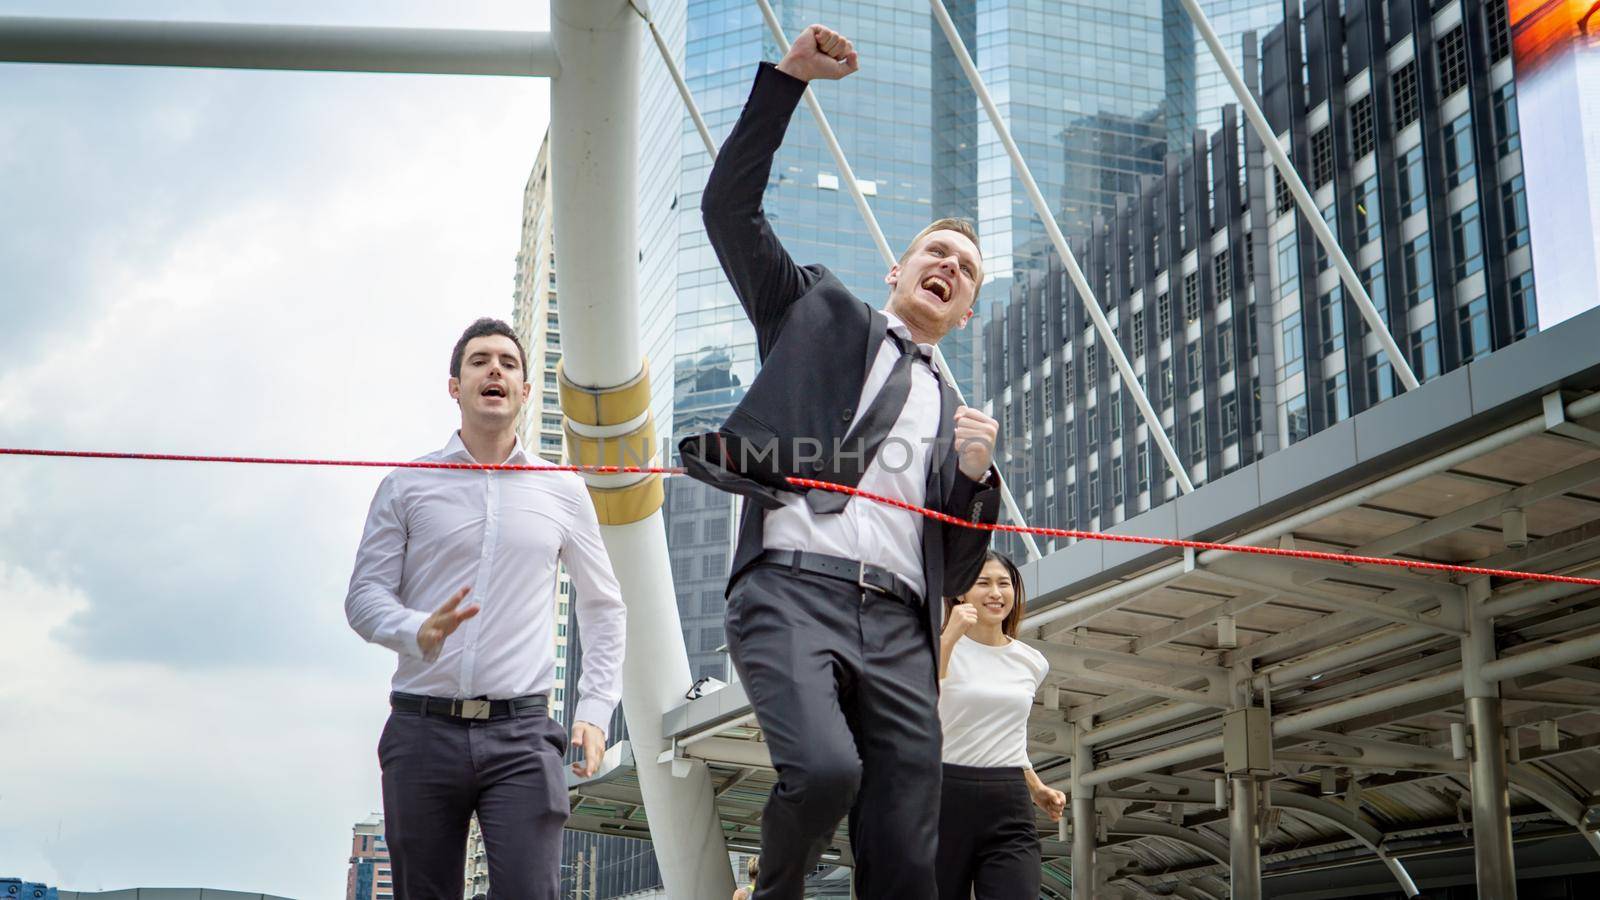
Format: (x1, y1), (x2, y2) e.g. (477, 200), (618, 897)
(346, 318), (626, 900)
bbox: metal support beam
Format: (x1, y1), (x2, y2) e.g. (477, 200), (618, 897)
(1026, 392), (1600, 633)
(1461, 583), (1518, 898)
(1072, 723), (1096, 900)
(1229, 777), (1262, 900)
(549, 4), (731, 897)
(0, 16), (559, 76)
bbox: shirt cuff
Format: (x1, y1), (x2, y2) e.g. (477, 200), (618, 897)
(757, 60), (808, 98)
(572, 697), (616, 739)
(382, 608), (435, 661)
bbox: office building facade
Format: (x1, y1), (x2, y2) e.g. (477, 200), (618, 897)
(982, 0), (1540, 555)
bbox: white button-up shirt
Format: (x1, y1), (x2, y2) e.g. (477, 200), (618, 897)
(763, 310), (943, 598)
(345, 432), (626, 734)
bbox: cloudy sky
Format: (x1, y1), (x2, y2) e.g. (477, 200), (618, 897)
(0, 2), (552, 897)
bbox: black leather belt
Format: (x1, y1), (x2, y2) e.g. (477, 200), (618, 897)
(389, 691), (548, 721)
(755, 549), (923, 611)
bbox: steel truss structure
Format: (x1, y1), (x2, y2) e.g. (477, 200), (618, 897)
(6, 3), (1600, 899)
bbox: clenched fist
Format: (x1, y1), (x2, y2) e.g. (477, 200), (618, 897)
(953, 405), (998, 482)
(776, 24), (859, 82)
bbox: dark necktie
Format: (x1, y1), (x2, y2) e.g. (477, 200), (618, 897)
(807, 334), (923, 514)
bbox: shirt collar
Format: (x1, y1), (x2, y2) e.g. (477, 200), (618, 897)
(881, 309), (939, 367)
(441, 430), (534, 466)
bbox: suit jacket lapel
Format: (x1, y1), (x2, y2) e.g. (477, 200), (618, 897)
(864, 308), (888, 382)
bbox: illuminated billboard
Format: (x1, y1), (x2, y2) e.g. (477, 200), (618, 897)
(1510, 0), (1600, 327)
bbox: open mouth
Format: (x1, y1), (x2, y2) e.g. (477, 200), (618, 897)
(984, 601), (1006, 613)
(920, 274), (952, 303)
(481, 384), (507, 399)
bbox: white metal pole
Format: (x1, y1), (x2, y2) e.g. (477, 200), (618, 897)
(751, 0), (1042, 560)
(0, 15), (560, 76)
(927, 0), (1196, 495)
(628, 1), (717, 160)
(1173, 0), (1420, 390)
(550, 3), (733, 897)
(1070, 722), (1096, 900)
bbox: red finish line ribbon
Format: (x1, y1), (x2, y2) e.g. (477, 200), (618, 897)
(5, 446), (1600, 589)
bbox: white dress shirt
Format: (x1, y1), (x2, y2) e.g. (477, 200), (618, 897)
(939, 636), (1049, 767)
(763, 310), (943, 598)
(346, 432), (626, 734)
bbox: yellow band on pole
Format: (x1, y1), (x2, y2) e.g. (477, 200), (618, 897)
(586, 474), (664, 525)
(558, 357), (651, 426)
(563, 417), (658, 469)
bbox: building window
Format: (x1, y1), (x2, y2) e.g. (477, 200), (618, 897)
(1187, 410), (1206, 465)
(1159, 358), (1174, 408)
(1319, 287), (1345, 357)
(1350, 95), (1376, 159)
(1408, 322), (1442, 381)
(1451, 202), (1485, 280)
(544, 371), (558, 388)
(702, 552), (726, 579)
(1362, 260), (1389, 322)
(1403, 234), (1436, 309)
(1310, 127), (1335, 188)
(1086, 405), (1099, 444)
(1131, 309), (1146, 349)
(1275, 233), (1300, 301)
(701, 590), (724, 615)
(1281, 309), (1305, 376)
(1042, 377), (1054, 414)
(1510, 271), (1538, 339)
(1185, 340), (1203, 387)
(1220, 391), (1240, 443)
(1213, 252), (1232, 303)
(1492, 84), (1520, 157)
(1366, 352), (1396, 404)
(1060, 358), (1075, 399)
(542, 414), (562, 431)
(705, 515), (729, 543)
(1397, 146), (1427, 218)
(1109, 394), (1123, 441)
(671, 555), (692, 582)
(700, 627), (723, 652)
(1324, 370), (1351, 423)
(1083, 344), (1098, 385)
(1502, 175), (1530, 252)
(1443, 114), (1477, 189)
(1355, 176), (1381, 246)
(1392, 61), (1420, 129)
(1488, 0), (1512, 62)
(1275, 169), (1294, 214)
(1458, 295), (1491, 362)
(1437, 27), (1470, 99)
(1157, 291), (1173, 340)
(1183, 272), (1201, 324)
(1286, 392), (1310, 444)
(1136, 442), (1151, 493)
(1218, 327), (1235, 375)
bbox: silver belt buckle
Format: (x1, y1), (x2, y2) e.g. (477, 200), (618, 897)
(455, 699), (492, 720)
(857, 560), (870, 592)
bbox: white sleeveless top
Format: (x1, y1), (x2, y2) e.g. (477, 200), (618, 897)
(938, 635), (1049, 767)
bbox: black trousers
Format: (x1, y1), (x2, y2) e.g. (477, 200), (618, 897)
(725, 565), (942, 900)
(378, 705), (569, 900)
(935, 764), (1042, 899)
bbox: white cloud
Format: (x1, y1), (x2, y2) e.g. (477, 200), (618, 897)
(0, 2), (555, 897)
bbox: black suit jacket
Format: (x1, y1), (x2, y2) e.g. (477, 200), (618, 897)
(679, 63), (999, 643)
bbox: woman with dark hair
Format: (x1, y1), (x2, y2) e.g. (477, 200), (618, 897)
(935, 550), (1065, 899)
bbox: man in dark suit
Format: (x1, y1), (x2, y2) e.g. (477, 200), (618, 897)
(678, 23), (1002, 900)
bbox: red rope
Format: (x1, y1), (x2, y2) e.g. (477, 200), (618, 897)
(5, 446), (1599, 589)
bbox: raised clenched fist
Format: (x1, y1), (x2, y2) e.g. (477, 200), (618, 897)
(776, 24), (859, 82)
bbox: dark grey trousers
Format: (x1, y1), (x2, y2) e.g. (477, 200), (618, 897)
(935, 764), (1042, 899)
(724, 566), (942, 900)
(378, 706), (569, 900)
